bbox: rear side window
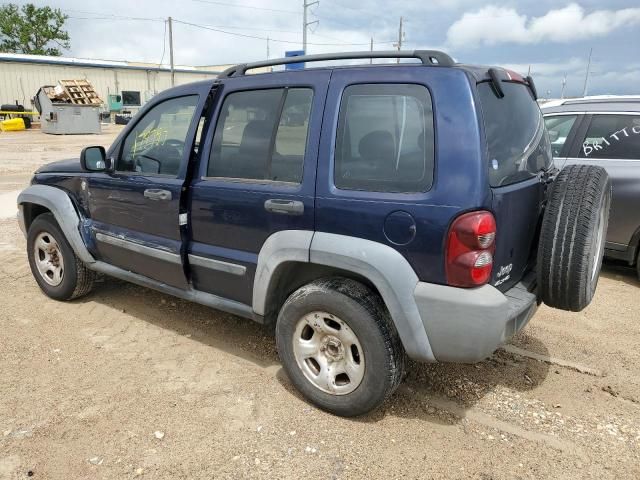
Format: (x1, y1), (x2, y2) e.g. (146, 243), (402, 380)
(478, 82), (552, 187)
(334, 84), (434, 193)
(208, 88), (313, 183)
(579, 115), (640, 160)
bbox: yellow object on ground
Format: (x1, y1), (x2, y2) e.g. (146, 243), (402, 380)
(0, 118), (25, 131)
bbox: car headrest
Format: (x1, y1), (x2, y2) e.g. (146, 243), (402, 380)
(240, 120), (273, 156)
(358, 130), (395, 161)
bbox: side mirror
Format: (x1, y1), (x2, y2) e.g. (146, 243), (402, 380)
(80, 146), (107, 172)
(548, 130), (560, 143)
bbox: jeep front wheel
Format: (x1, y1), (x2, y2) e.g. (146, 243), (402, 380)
(275, 278), (404, 417)
(27, 213), (95, 301)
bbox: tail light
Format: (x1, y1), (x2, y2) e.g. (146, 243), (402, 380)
(446, 211), (496, 287)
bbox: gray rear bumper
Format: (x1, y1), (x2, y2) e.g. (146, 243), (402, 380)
(414, 274), (537, 363)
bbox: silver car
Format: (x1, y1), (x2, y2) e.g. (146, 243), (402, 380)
(542, 96), (640, 279)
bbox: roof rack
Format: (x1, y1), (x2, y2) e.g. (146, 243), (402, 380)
(218, 50), (455, 78)
(562, 95), (640, 105)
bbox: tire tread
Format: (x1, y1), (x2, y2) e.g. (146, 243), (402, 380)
(537, 165), (610, 311)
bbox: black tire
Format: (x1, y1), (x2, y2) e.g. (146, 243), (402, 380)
(27, 213), (95, 301)
(636, 250), (640, 282)
(275, 278), (404, 417)
(538, 165), (611, 311)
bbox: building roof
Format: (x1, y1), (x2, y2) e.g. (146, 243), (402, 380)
(0, 52), (222, 75)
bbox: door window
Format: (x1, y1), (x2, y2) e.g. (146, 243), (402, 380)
(208, 88), (313, 183)
(118, 95), (199, 176)
(334, 84), (434, 193)
(544, 115), (577, 157)
(579, 114), (640, 159)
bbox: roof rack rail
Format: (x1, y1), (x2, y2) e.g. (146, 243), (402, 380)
(218, 50), (455, 78)
(562, 96), (640, 105)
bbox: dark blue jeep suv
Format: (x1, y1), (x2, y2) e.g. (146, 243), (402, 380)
(18, 51), (611, 416)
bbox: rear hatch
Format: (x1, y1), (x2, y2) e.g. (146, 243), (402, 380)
(476, 75), (553, 292)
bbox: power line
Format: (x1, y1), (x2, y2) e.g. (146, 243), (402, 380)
(159, 20), (167, 66)
(64, 9), (164, 21)
(191, 0), (300, 15)
(67, 16), (158, 21)
(173, 18), (394, 46)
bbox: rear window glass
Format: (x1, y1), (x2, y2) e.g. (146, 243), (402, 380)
(334, 84), (434, 193)
(478, 82), (552, 187)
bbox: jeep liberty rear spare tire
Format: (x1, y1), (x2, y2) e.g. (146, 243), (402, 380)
(538, 164), (611, 312)
(275, 278), (404, 417)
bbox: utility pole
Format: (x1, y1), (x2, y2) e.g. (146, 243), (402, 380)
(582, 47), (592, 98)
(302, 0), (319, 53)
(560, 74), (567, 99)
(370, 36), (373, 64)
(266, 37), (270, 59)
(168, 16), (175, 87)
(395, 16), (404, 63)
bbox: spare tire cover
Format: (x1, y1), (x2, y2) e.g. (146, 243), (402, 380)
(537, 164), (611, 312)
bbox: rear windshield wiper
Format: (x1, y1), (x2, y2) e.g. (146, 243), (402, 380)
(487, 68), (538, 100)
(488, 68), (504, 98)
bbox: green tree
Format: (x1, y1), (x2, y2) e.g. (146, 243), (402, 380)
(0, 3), (70, 56)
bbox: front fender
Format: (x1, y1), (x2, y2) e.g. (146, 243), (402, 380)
(18, 184), (95, 264)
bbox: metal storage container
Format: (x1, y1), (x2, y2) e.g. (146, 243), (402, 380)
(35, 80), (103, 134)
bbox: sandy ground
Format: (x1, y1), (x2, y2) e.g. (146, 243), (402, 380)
(0, 128), (639, 479)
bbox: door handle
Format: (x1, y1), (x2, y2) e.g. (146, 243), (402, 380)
(144, 189), (172, 201)
(264, 199), (304, 216)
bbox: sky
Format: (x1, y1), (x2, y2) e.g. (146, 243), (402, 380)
(8, 0), (640, 97)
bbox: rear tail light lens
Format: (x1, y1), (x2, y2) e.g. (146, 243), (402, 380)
(446, 211), (496, 287)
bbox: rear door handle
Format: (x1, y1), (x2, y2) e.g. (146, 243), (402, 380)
(144, 189), (172, 201)
(264, 199), (304, 216)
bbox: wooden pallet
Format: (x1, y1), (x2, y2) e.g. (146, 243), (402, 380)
(58, 80), (103, 105)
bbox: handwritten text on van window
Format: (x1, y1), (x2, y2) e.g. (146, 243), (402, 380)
(583, 124), (640, 157)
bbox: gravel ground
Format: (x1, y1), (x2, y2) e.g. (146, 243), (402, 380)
(1, 128), (639, 479)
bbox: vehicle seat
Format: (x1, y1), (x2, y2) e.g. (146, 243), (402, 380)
(235, 120), (273, 179)
(357, 130), (396, 178)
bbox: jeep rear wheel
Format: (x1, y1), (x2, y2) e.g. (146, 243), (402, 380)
(275, 278), (404, 417)
(27, 213), (95, 301)
(537, 164), (611, 312)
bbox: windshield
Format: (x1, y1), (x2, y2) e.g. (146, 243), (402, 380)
(478, 81), (552, 187)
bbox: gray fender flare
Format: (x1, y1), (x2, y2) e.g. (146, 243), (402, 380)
(17, 184), (95, 264)
(253, 230), (314, 314)
(253, 230), (435, 362)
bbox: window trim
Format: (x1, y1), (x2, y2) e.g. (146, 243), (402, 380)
(332, 82), (436, 194)
(199, 175), (303, 187)
(116, 94), (200, 178)
(204, 86), (314, 184)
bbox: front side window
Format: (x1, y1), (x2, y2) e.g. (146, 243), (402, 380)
(208, 88), (313, 183)
(118, 95), (199, 176)
(335, 84), (434, 193)
(579, 114), (640, 160)
(544, 115), (578, 157)
(478, 82), (552, 187)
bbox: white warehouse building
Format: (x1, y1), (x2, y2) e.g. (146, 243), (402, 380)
(0, 52), (228, 112)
